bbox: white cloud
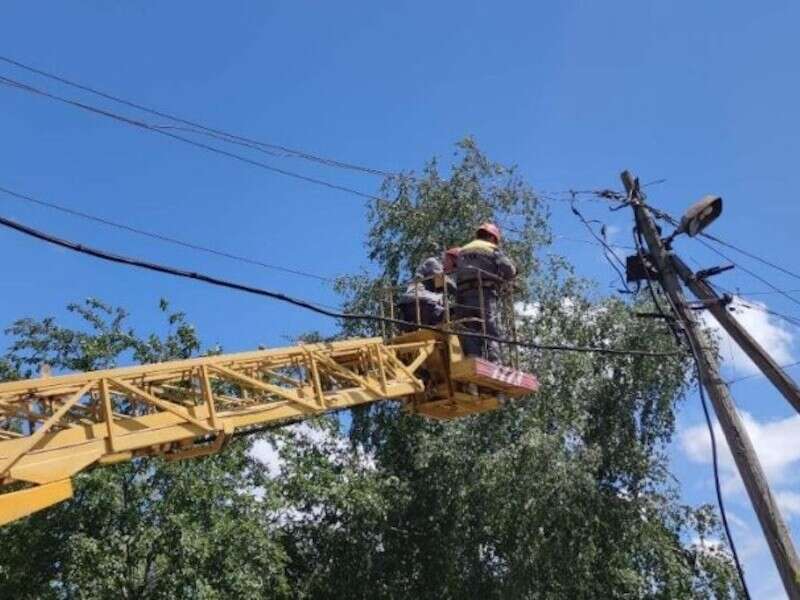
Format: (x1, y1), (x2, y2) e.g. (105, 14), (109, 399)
(250, 422), (344, 477)
(700, 297), (796, 376)
(681, 416), (800, 598)
(250, 438), (283, 477)
(681, 411), (800, 492)
(690, 535), (725, 558)
(515, 301), (541, 320)
(250, 422), (374, 476)
(776, 491), (800, 520)
(515, 297), (606, 321)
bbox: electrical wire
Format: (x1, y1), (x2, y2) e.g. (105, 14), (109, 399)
(631, 213), (750, 597)
(729, 300), (800, 330)
(694, 237), (800, 309)
(702, 280), (800, 330)
(728, 288), (800, 298)
(0, 184), (335, 283)
(642, 259), (750, 597)
(0, 55), (393, 178)
(0, 59), (643, 216)
(726, 360), (800, 386)
(0, 62), (643, 232)
(693, 355), (751, 600)
(569, 200), (631, 292)
(639, 203), (800, 311)
(0, 213), (682, 358)
(0, 182), (651, 300)
(552, 235), (636, 251)
(0, 184), (646, 289)
(632, 228), (684, 347)
(702, 232), (800, 283)
(0, 75), (385, 203)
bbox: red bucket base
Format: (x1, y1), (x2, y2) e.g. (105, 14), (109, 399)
(450, 357), (539, 397)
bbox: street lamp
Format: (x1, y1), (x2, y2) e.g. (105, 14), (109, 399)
(663, 195), (722, 247)
(676, 195), (723, 237)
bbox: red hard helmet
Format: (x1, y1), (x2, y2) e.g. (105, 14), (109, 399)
(476, 222), (501, 243)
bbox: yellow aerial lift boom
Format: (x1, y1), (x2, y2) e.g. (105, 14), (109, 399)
(0, 329), (538, 525)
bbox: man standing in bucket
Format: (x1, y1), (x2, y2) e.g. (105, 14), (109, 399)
(454, 223), (516, 362)
(398, 256), (449, 332)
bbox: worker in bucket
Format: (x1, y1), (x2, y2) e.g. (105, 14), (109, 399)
(398, 256), (451, 332)
(454, 223), (516, 362)
(443, 246), (461, 275)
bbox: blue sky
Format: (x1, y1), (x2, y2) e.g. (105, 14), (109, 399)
(1, 2), (799, 596)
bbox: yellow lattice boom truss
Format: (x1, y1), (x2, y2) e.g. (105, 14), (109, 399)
(0, 330), (538, 525)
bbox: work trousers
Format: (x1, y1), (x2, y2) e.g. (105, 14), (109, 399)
(398, 300), (443, 333)
(454, 288), (501, 362)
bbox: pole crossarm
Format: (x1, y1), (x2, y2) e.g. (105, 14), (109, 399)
(0, 336), (435, 524)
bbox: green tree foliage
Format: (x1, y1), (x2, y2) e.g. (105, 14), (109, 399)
(0, 299), (290, 600)
(0, 140), (743, 598)
(300, 138), (744, 598)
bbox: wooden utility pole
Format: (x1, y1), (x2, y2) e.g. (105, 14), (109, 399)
(623, 170), (800, 600)
(672, 255), (800, 415)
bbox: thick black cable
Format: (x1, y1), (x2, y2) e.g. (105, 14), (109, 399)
(0, 180), (650, 308)
(0, 184), (334, 283)
(662, 285), (751, 596)
(0, 75), (384, 203)
(0, 213), (680, 358)
(0, 55), (393, 178)
(630, 201), (750, 594)
(0, 181), (648, 293)
(634, 230), (750, 596)
(694, 355), (751, 599)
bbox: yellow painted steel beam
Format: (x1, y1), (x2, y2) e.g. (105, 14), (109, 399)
(0, 330), (536, 524)
(0, 479), (73, 526)
(0, 336), (443, 523)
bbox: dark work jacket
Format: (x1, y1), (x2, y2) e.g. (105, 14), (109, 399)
(455, 239), (516, 294)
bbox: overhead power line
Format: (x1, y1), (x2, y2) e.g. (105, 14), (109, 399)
(639, 203), (800, 310)
(0, 184), (334, 284)
(0, 57), (643, 215)
(0, 213), (681, 358)
(0, 184), (645, 291)
(0, 55), (393, 178)
(702, 232), (800, 283)
(628, 191), (751, 598)
(0, 75), (385, 203)
(732, 288), (800, 298)
(731, 300), (800, 330)
(705, 280), (800, 329)
(552, 234), (635, 251)
(727, 360), (800, 386)
(569, 200), (631, 292)
(695, 237), (800, 310)
(694, 360), (751, 599)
